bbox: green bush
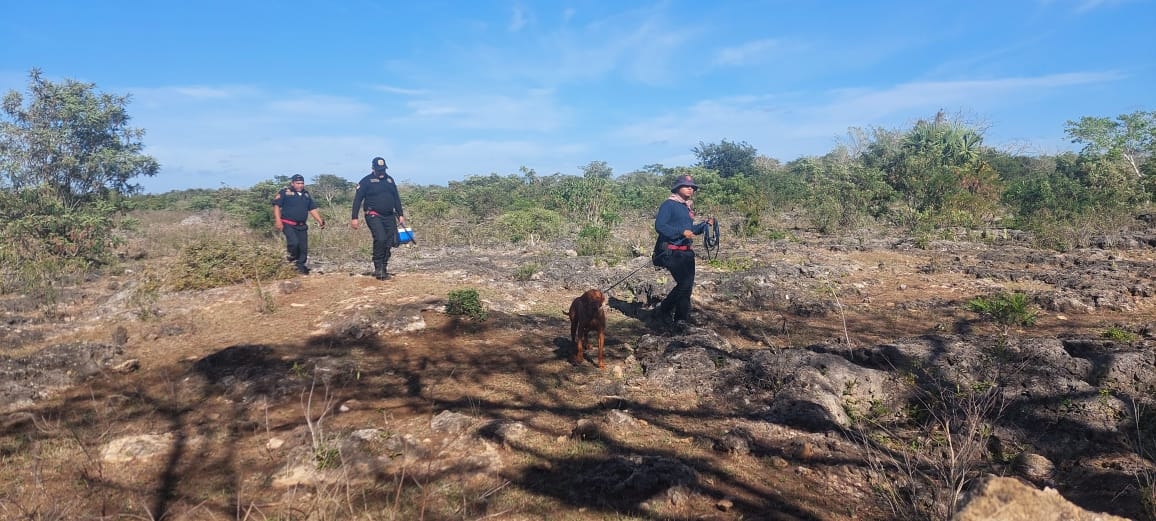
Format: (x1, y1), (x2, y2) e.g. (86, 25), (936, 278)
(576, 225), (610, 256)
(1102, 326), (1140, 342)
(169, 238), (297, 291)
(0, 188), (123, 304)
(966, 292), (1038, 328)
(495, 208), (564, 243)
(446, 288), (487, 321)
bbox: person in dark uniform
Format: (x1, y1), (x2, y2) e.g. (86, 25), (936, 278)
(653, 174), (714, 327)
(350, 157), (407, 280)
(272, 174), (326, 274)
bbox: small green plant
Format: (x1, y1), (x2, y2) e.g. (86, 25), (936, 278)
(446, 288), (488, 321)
(966, 292), (1038, 329)
(252, 270), (276, 314)
(706, 256), (756, 271)
(513, 262), (539, 281)
(1102, 326), (1140, 342)
(314, 445), (341, 469)
(766, 229), (790, 241)
(867, 399), (890, 420)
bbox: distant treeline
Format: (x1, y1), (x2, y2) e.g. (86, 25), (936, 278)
(129, 110), (1156, 252)
(2, 68), (1154, 298)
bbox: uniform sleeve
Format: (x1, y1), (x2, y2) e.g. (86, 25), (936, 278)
(350, 181), (365, 219)
(393, 186), (405, 216)
(271, 189), (285, 207)
(654, 201), (681, 242)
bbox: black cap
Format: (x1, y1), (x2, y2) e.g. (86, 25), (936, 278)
(290, 174), (305, 182)
(671, 175), (700, 192)
(372, 157), (388, 173)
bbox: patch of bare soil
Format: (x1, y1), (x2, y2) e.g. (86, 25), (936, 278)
(2, 231), (1155, 520)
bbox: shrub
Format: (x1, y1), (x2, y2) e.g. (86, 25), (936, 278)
(0, 187), (123, 307)
(966, 292), (1038, 328)
(1102, 326), (1140, 342)
(494, 208), (564, 244)
(446, 288), (487, 321)
(169, 238), (297, 291)
(576, 225), (610, 256)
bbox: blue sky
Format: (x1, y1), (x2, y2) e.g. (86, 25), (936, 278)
(2, 1), (1152, 193)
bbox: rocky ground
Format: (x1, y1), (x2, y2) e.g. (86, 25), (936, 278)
(2, 225), (1156, 520)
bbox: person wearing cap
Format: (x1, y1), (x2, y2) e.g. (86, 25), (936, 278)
(272, 174), (326, 274)
(652, 174), (715, 327)
(350, 157), (407, 280)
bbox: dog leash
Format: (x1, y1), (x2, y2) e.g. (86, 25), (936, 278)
(603, 259), (657, 293)
(702, 218), (721, 260)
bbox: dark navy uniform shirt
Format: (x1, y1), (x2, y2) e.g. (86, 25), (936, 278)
(351, 173), (405, 219)
(272, 187), (318, 223)
(655, 198), (707, 247)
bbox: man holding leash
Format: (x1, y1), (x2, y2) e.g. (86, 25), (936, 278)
(653, 174), (714, 327)
(272, 174), (326, 275)
(350, 157), (406, 280)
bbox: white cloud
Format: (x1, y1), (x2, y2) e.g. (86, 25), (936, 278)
(484, 4), (700, 86)
(267, 95), (371, 117)
(370, 84), (427, 96)
(612, 71), (1127, 160)
(396, 89), (569, 132)
(1037, 0), (1132, 13)
(509, 5), (529, 32)
(713, 39), (780, 67)
(168, 86), (238, 99)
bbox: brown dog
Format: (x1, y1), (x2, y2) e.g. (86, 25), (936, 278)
(566, 288), (607, 368)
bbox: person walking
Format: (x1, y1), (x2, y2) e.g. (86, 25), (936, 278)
(350, 157), (406, 280)
(272, 174), (326, 274)
(652, 174), (714, 327)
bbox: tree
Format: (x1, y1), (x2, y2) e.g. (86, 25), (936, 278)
(311, 173), (356, 209)
(0, 69), (158, 206)
(1065, 110), (1156, 178)
(693, 139), (758, 178)
(863, 115), (993, 219)
(557, 161), (617, 226)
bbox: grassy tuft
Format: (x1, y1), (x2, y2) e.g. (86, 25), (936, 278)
(169, 237), (298, 291)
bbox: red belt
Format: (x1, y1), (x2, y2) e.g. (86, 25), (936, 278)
(666, 244), (690, 251)
(280, 218), (303, 226)
(366, 210), (393, 217)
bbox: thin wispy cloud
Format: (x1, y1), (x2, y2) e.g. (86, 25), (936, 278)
(614, 70), (1129, 160)
(509, 5), (529, 31)
(371, 84), (427, 96)
(713, 39), (781, 67)
(267, 95), (371, 117)
(168, 86), (238, 99)
(1038, 0), (1132, 13)
(398, 90), (568, 132)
